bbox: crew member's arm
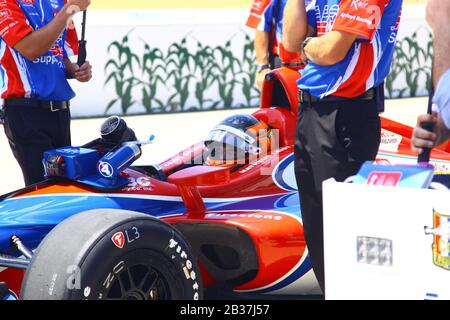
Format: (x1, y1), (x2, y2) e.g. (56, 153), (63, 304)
(255, 30), (271, 89)
(283, 0), (355, 66)
(14, 0), (90, 61)
(282, 0), (308, 53)
(285, 0), (388, 66)
(411, 0), (450, 154)
(246, 0), (277, 89)
(301, 31), (358, 66)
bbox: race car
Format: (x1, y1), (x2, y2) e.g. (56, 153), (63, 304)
(0, 67), (450, 300)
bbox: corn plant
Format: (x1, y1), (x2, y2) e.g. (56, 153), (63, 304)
(424, 31), (433, 95)
(104, 32), (258, 114)
(104, 33), (141, 114)
(140, 42), (165, 113)
(192, 41), (218, 110)
(165, 37), (195, 112)
(385, 40), (409, 98)
(385, 29), (433, 98)
(239, 32), (260, 108)
(210, 40), (242, 108)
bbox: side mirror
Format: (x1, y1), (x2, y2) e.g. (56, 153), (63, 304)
(168, 166), (230, 187)
(168, 166), (230, 217)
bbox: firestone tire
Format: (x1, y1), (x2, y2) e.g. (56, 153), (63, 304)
(20, 209), (202, 300)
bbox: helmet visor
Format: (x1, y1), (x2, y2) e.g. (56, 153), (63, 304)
(206, 142), (248, 165)
(205, 126), (259, 154)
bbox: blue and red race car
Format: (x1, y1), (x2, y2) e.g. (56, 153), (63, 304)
(1, 68), (450, 300)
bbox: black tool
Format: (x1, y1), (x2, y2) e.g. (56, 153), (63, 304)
(76, 10), (87, 66)
(417, 72), (435, 164)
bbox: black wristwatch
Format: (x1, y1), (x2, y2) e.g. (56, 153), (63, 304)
(301, 37), (313, 63)
(256, 64), (270, 73)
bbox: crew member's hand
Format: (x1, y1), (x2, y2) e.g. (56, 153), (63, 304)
(256, 69), (270, 90)
(68, 0), (91, 11)
(411, 113), (438, 155)
(67, 61), (92, 82)
(74, 61), (92, 82)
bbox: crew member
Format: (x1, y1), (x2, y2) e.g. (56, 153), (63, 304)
(283, 0), (402, 291)
(412, 0), (450, 153)
(246, 0), (287, 89)
(0, 0), (92, 186)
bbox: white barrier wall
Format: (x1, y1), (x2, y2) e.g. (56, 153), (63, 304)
(69, 5), (430, 118)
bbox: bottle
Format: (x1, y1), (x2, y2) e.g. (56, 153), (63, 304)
(97, 143), (141, 179)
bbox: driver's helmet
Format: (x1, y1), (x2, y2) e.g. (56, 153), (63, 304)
(204, 114), (272, 167)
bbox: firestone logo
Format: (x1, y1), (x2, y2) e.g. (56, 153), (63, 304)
(111, 232), (125, 249)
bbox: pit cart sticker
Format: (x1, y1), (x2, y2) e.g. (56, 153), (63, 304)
(366, 171), (402, 186)
(425, 209), (450, 270)
(376, 152), (450, 175)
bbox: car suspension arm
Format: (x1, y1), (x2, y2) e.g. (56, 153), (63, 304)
(10, 235), (33, 260)
(0, 254), (29, 269)
(0, 236), (33, 269)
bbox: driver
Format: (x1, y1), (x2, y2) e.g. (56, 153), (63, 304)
(204, 114), (273, 168)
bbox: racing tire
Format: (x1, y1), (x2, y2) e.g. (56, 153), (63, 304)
(20, 209), (202, 300)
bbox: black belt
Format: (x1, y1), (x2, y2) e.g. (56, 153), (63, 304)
(3, 98), (70, 112)
(300, 88), (375, 103)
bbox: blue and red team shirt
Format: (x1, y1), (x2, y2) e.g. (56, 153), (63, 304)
(246, 0), (313, 55)
(246, 0), (287, 55)
(300, 0), (402, 99)
(0, 0), (78, 101)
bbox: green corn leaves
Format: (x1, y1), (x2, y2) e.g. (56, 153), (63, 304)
(104, 28), (431, 115)
(385, 29), (433, 99)
(104, 31), (260, 115)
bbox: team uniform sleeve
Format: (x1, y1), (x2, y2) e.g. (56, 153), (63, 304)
(245, 0), (273, 32)
(64, 19), (79, 57)
(0, 0), (33, 47)
(433, 69), (450, 130)
(306, 1), (317, 34)
(331, 0), (389, 41)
